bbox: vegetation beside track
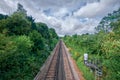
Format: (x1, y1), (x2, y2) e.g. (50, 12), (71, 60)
(0, 4), (58, 80)
(63, 9), (120, 80)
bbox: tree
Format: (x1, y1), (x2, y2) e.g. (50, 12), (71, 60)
(14, 35), (33, 54)
(36, 22), (50, 39)
(16, 3), (27, 15)
(48, 28), (58, 50)
(29, 30), (45, 52)
(27, 16), (37, 30)
(6, 12), (31, 35)
(0, 4), (59, 79)
(49, 28), (58, 39)
(0, 14), (8, 20)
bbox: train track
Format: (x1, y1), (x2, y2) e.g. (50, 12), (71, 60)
(34, 40), (79, 80)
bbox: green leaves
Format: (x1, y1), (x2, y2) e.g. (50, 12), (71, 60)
(0, 4), (58, 80)
(8, 13), (31, 35)
(63, 25), (120, 80)
(14, 35), (33, 53)
(0, 12), (31, 35)
(0, 34), (16, 62)
(29, 30), (45, 51)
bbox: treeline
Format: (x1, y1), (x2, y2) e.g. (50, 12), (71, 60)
(0, 4), (58, 80)
(96, 8), (120, 32)
(63, 9), (120, 80)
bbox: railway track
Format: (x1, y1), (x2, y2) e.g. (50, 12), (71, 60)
(34, 40), (79, 80)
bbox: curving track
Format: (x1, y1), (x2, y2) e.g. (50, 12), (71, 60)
(34, 40), (79, 80)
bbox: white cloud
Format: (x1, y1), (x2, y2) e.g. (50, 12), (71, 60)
(74, 0), (120, 18)
(0, 0), (18, 14)
(53, 8), (69, 18)
(0, 0), (120, 36)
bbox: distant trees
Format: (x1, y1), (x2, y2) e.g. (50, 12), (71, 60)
(96, 8), (120, 32)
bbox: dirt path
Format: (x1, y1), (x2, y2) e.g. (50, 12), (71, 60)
(70, 57), (85, 80)
(67, 48), (85, 80)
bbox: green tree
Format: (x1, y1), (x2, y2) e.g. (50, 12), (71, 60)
(29, 30), (45, 52)
(0, 14), (8, 20)
(14, 35), (33, 53)
(6, 12), (31, 35)
(0, 4), (59, 80)
(16, 3), (27, 15)
(36, 22), (50, 39)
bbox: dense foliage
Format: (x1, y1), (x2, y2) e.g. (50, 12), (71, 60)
(63, 9), (120, 80)
(0, 4), (58, 80)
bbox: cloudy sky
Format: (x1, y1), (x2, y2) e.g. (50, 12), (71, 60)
(0, 0), (120, 36)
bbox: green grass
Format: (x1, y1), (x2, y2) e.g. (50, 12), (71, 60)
(76, 56), (94, 80)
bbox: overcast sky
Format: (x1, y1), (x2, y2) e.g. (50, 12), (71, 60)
(0, 0), (120, 36)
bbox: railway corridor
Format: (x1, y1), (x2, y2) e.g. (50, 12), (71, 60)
(34, 40), (80, 80)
